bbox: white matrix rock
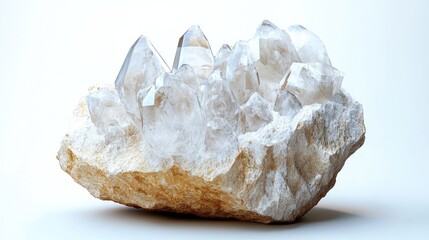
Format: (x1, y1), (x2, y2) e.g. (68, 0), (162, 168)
(57, 20), (365, 223)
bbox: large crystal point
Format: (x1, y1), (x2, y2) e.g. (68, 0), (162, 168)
(138, 73), (205, 159)
(239, 92), (273, 133)
(213, 44), (232, 78)
(173, 25), (214, 82)
(226, 41), (260, 105)
(251, 20), (301, 104)
(285, 62), (343, 105)
(287, 25), (332, 66)
(115, 36), (170, 127)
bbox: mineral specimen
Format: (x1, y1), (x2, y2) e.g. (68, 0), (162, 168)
(57, 20), (365, 223)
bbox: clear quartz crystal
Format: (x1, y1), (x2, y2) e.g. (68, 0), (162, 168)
(273, 72), (302, 118)
(274, 91), (302, 119)
(202, 70), (239, 123)
(251, 20), (301, 104)
(239, 92), (273, 133)
(137, 73), (205, 159)
(205, 118), (237, 152)
(86, 87), (133, 140)
(86, 21), (344, 161)
(285, 62), (343, 105)
(115, 36), (170, 127)
(202, 71), (239, 152)
(226, 41), (260, 105)
(213, 44), (232, 78)
(173, 25), (214, 82)
(287, 25), (332, 66)
(175, 64), (199, 91)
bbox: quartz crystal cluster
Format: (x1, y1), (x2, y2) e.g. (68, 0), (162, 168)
(57, 20), (365, 223)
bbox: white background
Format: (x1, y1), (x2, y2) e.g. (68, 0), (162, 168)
(1, 0), (429, 239)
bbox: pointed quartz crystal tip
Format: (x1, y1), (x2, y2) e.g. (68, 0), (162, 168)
(86, 87), (133, 142)
(285, 62), (343, 105)
(173, 25), (214, 81)
(213, 44), (232, 78)
(258, 19), (280, 31)
(252, 20), (301, 104)
(115, 36), (170, 128)
(287, 25), (332, 66)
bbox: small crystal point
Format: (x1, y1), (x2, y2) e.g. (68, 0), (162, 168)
(202, 70), (239, 123)
(115, 36), (169, 127)
(173, 25), (214, 81)
(286, 62), (343, 105)
(175, 64), (199, 90)
(213, 44), (232, 77)
(287, 25), (332, 66)
(258, 19), (280, 31)
(239, 92), (273, 133)
(226, 41), (260, 105)
(86, 87), (133, 142)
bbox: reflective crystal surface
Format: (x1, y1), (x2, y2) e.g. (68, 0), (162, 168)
(202, 70), (239, 154)
(226, 41), (260, 105)
(173, 25), (214, 82)
(287, 25), (332, 66)
(115, 36), (169, 127)
(87, 20), (344, 163)
(202, 70), (239, 123)
(239, 92), (273, 133)
(138, 73), (205, 159)
(213, 44), (232, 78)
(274, 90), (302, 118)
(285, 62), (343, 105)
(252, 20), (301, 104)
(86, 87), (133, 142)
(175, 64), (199, 91)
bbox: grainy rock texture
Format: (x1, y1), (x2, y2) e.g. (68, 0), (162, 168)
(57, 20), (365, 223)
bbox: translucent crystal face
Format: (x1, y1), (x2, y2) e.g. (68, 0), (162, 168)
(226, 41), (260, 105)
(286, 25), (332, 66)
(87, 20), (344, 161)
(115, 36), (170, 128)
(252, 20), (300, 104)
(285, 62), (343, 105)
(173, 25), (214, 82)
(87, 87), (132, 132)
(137, 73), (205, 159)
(213, 44), (232, 78)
